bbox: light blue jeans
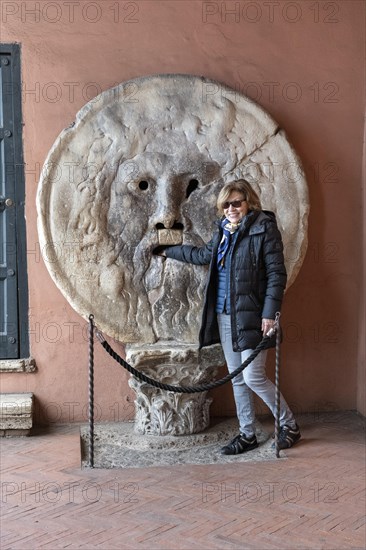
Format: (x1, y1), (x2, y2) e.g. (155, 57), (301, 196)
(218, 314), (296, 437)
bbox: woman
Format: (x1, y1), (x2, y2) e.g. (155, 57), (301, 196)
(155, 180), (300, 454)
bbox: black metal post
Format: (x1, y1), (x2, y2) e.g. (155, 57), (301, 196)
(88, 314), (95, 468)
(274, 316), (281, 458)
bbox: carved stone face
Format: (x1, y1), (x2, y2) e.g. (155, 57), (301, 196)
(37, 74), (309, 343)
(108, 147), (221, 247)
(104, 140), (223, 343)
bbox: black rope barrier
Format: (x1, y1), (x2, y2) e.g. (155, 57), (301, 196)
(95, 326), (278, 394)
(87, 313), (282, 463)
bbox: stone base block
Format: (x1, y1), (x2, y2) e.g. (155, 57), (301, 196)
(0, 393), (34, 436)
(80, 417), (276, 469)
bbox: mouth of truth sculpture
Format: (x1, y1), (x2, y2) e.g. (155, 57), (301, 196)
(37, 74), (309, 435)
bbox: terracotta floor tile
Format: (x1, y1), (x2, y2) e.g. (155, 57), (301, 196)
(0, 412), (365, 549)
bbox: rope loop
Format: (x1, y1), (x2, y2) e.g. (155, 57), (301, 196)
(96, 329), (275, 394)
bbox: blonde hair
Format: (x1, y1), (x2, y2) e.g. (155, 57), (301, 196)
(217, 180), (262, 215)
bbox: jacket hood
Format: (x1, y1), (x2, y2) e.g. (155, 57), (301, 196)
(260, 210), (276, 220)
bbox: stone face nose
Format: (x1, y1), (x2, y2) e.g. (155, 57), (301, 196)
(152, 178), (183, 230)
(155, 210), (178, 230)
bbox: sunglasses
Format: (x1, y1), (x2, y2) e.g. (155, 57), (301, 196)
(222, 199), (246, 209)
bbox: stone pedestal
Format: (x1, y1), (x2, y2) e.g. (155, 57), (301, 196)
(0, 393), (34, 436)
(126, 344), (224, 436)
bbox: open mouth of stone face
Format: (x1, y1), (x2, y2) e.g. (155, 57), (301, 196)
(157, 228), (183, 246)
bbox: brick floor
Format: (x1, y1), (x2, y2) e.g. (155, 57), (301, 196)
(0, 412), (365, 549)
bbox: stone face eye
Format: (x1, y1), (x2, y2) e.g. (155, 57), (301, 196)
(186, 179), (199, 198)
(139, 180), (149, 190)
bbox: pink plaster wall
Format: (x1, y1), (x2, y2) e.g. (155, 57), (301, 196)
(1, 0), (364, 423)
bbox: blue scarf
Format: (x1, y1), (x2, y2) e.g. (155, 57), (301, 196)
(217, 218), (241, 270)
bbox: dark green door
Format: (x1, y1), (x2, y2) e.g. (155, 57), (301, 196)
(0, 44), (28, 359)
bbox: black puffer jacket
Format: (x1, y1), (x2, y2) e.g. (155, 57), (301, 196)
(164, 210), (287, 351)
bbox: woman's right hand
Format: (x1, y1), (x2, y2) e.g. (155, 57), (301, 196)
(153, 246), (167, 257)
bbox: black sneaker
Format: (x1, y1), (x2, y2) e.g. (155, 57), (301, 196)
(221, 433), (258, 455)
(275, 423), (301, 449)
